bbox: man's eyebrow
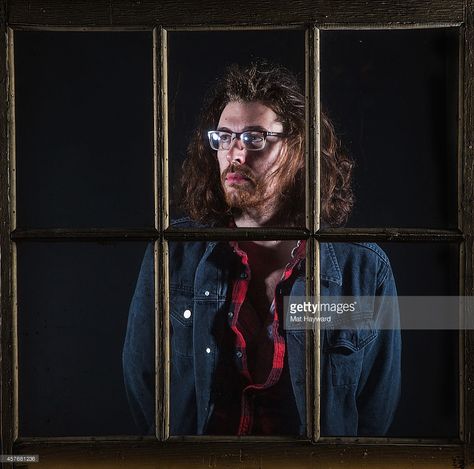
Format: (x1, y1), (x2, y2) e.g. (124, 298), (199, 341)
(244, 125), (269, 131)
(216, 125), (269, 132)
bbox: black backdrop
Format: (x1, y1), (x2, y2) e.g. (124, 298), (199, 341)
(15, 29), (459, 437)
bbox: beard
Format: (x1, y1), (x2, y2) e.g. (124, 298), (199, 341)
(220, 163), (276, 212)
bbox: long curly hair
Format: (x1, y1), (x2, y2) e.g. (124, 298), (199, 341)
(180, 62), (354, 227)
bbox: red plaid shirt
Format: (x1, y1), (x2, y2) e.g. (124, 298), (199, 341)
(227, 239), (306, 435)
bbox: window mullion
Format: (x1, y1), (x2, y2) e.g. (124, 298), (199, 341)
(306, 25), (321, 442)
(462, 0), (474, 462)
(155, 25), (167, 441)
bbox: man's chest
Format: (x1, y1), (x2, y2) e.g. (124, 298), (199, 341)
(245, 268), (284, 315)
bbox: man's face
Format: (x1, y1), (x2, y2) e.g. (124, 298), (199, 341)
(216, 101), (285, 213)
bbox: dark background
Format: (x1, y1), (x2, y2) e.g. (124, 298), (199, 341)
(320, 29), (459, 229)
(14, 31), (154, 229)
(15, 29), (460, 437)
(17, 241), (147, 436)
(381, 242), (459, 437)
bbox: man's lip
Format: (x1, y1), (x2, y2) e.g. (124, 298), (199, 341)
(225, 172), (250, 183)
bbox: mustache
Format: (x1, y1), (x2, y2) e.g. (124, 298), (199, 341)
(222, 163), (256, 184)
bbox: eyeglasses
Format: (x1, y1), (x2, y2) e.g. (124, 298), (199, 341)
(207, 130), (286, 151)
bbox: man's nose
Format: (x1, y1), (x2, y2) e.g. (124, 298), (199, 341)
(226, 136), (247, 164)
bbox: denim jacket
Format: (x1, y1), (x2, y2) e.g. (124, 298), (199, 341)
(123, 220), (401, 437)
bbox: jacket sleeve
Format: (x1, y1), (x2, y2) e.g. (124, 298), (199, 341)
(356, 260), (401, 436)
(122, 243), (155, 435)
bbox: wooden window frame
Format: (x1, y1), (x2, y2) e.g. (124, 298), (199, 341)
(0, 0), (473, 467)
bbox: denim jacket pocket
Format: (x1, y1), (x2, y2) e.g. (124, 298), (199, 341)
(325, 321), (377, 386)
(170, 290), (194, 357)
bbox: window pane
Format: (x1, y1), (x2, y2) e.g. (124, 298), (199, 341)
(381, 242), (459, 438)
(167, 30), (306, 229)
(320, 29), (459, 229)
(14, 31), (154, 228)
(167, 239), (308, 437)
(17, 241), (152, 436)
(318, 241), (459, 437)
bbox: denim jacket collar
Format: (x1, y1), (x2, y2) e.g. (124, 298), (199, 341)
(204, 240), (343, 286)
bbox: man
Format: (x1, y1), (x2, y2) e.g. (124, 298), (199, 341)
(123, 62), (401, 437)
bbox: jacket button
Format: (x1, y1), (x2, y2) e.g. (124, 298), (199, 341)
(183, 309), (191, 319)
(204, 290), (210, 296)
(236, 351), (243, 358)
(228, 311), (234, 318)
(206, 347), (211, 354)
(240, 272), (248, 279)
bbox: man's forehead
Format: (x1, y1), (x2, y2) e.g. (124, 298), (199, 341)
(217, 101), (283, 130)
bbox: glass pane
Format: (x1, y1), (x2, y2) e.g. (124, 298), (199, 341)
(381, 242), (459, 438)
(14, 31), (154, 228)
(320, 29), (459, 229)
(167, 30), (306, 229)
(17, 241), (152, 436)
(316, 241), (459, 437)
(167, 239), (308, 436)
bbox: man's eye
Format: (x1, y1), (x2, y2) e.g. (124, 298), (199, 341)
(243, 133), (264, 144)
(219, 133), (232, 143)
